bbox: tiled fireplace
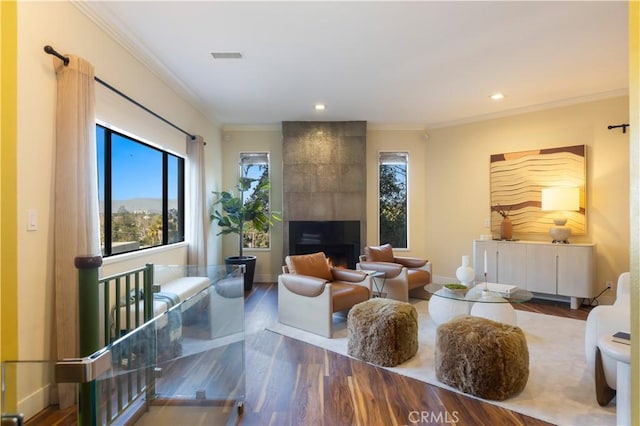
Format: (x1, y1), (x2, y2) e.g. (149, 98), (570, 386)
(282, 121), (367, 266)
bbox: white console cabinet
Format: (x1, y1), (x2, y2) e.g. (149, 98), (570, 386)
(473, 240), (595, 309)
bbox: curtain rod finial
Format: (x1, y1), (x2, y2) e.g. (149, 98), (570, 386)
(44, 45), (69, 66)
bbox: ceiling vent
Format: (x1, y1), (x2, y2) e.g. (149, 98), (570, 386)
(211, 52), (243, 59)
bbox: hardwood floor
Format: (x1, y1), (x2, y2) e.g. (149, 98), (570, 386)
(239, 284), (591, 426)
(26, 283), (592, 425)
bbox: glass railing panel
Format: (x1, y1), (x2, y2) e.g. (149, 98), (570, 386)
(2, 265), (245, 426)
(97, 264), (245, 425)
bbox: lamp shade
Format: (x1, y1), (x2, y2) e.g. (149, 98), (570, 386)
(541, 187), (579, 212)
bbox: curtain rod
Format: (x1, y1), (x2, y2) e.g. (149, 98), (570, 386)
(44, 45), (196, 141)
(607, 123), (630, 134)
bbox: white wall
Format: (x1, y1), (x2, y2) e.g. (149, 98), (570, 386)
(366, 128), (429, 257)
(219, 127), (284, 282)
(16, 1), (222, 417)
(426, 96), (629, 302)
(222, 97), (630, 308)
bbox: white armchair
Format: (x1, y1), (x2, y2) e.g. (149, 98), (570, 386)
(584, 271), (630, 405)
(278, 252), (372, 338)
(356, 244), (432, 302)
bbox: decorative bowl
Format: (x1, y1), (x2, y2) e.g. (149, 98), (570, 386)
(443, 283), (468, 296)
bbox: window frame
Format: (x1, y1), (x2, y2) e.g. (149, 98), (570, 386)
(378, 151), (409, 250)
(97, 124), (185, 257)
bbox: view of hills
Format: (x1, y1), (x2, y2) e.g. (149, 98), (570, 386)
(100, 198), (178, 214)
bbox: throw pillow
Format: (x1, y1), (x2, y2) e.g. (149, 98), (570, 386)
(365, 244), (395, 262)
(286, 252), (333, 281)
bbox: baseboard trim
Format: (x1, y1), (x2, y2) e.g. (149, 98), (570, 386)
(18, 383), (51, 420)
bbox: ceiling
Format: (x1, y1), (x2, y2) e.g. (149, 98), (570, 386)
(77, 1), (629, 129)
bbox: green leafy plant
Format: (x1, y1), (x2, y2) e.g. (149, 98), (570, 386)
(210, 177), (281, 258)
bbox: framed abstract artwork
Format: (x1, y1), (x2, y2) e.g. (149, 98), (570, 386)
(490, 145), (586, 237)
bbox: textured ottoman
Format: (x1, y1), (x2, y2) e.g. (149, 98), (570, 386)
(435, 315), (529, 400)
(347, 298), (418, 367)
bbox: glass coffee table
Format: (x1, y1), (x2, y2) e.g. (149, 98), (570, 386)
(424, 282), (533, 325)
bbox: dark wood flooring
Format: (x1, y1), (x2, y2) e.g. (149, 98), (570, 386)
(26, 283), (592, 426)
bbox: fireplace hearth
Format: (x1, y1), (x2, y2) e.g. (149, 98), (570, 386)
(288, 221), (360, 269)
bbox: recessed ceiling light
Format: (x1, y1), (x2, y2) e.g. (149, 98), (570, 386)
(490, 93), (505, 100)
(211, 52), (243, 59)
(314, 103), (326, 111)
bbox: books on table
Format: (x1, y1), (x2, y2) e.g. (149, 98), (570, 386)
(612, 331), (631, 345)
(466, 282), (518, 298)
(484, 282), (518, 296)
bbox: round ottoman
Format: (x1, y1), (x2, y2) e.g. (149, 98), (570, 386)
(435, 315), (529, 400)
(347, 298), (418, 367)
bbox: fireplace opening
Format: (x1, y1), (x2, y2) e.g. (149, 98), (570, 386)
(288, 221), (360, 269)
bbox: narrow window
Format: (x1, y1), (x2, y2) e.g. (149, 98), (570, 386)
(97, 124), (185, 256)
(379, 152), (408, 248)
(240, 152), (271, 249)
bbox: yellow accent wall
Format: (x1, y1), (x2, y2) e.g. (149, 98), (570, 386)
(628, 2), (639, 424)
(1, 0), (19, 412)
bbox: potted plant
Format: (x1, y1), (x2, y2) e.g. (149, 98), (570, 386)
(210, 176), (281, 291)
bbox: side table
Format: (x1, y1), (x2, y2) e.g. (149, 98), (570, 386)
(598, 335), (631, 425)
(360, 270), (387, 298)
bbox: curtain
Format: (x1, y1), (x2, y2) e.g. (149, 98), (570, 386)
(53, 55), (101, 408)
(187, 135), (207, 266)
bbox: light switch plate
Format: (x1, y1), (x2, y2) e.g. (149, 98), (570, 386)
(27, 209), (38, 231)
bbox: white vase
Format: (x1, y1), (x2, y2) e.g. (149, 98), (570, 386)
(456, 255), (475, 286)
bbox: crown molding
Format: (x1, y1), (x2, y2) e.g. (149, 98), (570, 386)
(71, 1), (219, 128)
(70, 1), (628, 135)
(222, 124), (282, 132)
(367, 123), (426, 131)
(222, 123), (430, 132)
(426, 88), (628, 130)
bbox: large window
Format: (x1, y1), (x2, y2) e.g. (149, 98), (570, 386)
(379, 152), (408, 248)
(240, 152), (271, 249)
(97, 125), (185, 256)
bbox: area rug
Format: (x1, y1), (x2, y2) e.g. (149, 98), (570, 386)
(267, 300), (616, 426)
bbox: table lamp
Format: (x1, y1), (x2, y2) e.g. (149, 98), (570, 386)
(541, 186), (580, 243)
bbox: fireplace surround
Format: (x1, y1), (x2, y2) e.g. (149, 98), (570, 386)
(282, 121), (367, 265)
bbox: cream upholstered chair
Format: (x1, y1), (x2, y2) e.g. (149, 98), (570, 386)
(356, 244), (432, 302)
(278, 252), (372, 338)
(584, 271), (631, 405)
